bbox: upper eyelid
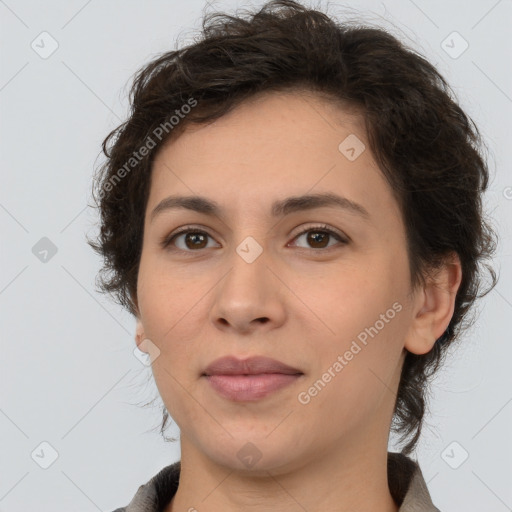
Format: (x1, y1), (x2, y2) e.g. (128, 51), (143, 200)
(290, 225), (347, 242)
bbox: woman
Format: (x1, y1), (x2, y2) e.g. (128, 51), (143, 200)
(88, 1), (498, 510)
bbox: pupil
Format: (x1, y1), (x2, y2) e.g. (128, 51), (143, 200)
(309, 231), (327, 248)
(187, 233), (206, 249)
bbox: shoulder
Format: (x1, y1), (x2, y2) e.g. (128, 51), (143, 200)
(110, 460), (181, 512)
(388, 452), (441, 512)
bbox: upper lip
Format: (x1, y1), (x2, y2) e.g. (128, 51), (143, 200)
(203, 356), (303, 376)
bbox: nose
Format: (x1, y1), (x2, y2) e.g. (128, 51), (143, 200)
(209, 243), (287, 335)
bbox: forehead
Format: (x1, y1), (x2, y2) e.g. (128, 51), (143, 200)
(147, 90), (400, 227)
(154, 89), (365, 164)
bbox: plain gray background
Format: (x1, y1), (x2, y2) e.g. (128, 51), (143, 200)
(1, 0), (511, 510)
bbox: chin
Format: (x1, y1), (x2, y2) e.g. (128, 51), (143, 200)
(198, 432), (304, 475)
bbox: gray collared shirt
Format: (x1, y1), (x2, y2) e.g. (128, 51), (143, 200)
(112, 452), (440, 511)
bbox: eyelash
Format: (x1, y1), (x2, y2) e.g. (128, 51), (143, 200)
(160, 224), (349, 254)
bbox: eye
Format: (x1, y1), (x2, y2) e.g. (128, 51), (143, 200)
(161, 227), (219, 252)
(289, 224), (348, 251)
(160, 224), (348, 253)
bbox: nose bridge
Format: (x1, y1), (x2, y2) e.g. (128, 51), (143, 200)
(226, 233), (269, 291)
(209, 233), (283, 330)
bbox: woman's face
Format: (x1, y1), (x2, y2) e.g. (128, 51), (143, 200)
(136, 90), (419, 473)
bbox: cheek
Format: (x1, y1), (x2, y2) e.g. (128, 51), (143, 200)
(136, 281), (201, 413)
(301, 259), (408, 401)
(297, 305), (406, 441)
(137, 256), (202, 340)
(307, 254), (406, 340)
(140, 280), (206, 432)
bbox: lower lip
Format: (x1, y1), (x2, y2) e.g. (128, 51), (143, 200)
(204, 373), (302, 401)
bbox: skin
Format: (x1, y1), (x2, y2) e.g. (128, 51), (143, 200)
(134, 90), (462, 511)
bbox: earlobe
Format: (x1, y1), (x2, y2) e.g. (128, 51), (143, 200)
(135, 318), (146, 350)
(404, 252), (462, 355)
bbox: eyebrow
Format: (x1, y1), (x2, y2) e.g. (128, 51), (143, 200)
(150, 192), (370, 223)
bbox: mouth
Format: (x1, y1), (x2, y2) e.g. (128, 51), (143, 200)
(202, 355), (304, 402)
(203, 355), (303, 376)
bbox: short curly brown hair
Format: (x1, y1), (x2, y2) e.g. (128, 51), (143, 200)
(88, 0), (498, 454)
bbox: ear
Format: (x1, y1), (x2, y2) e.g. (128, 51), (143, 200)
(135, 317), (147, 352)
(404, 252), (462, 355)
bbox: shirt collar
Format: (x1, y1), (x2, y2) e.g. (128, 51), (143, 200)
(117, 452), (440, 512)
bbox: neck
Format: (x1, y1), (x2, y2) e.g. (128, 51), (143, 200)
(165, 430), (399, 512)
